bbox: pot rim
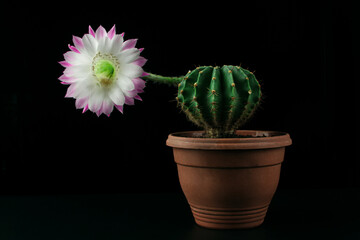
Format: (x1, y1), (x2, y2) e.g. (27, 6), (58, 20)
(166, 130), (292, 150)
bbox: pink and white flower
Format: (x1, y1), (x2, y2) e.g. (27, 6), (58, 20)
(59, 25), (147, 116)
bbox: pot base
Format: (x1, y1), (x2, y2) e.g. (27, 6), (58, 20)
(190, 204), (268, 229)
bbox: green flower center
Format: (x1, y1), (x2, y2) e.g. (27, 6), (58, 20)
(94, 60), (116, 86)
(92, 52), (120, 87)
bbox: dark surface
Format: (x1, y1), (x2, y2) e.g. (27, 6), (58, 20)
(0, 188), (359, 240)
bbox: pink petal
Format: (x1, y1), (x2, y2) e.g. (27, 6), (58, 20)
(65, 84), (76, 98)
(75, 97), (88, 109)
(115, 105), (124, 114)
(63, 66), (76, 76)
(95, 25), (106, 39)
(88, 97), (102, 113)
(89, 25), (95, 37)
(122, 39), (138, 51)
(72, 35), (84, 50)
(121, 32), (125, 37)
(63, 51), (76, 63)
(58, 74), (71, 80)
(124, 89), (137, 98)
(82, 105), (89, 113)
(124, 96), (134, 105)
(100, 100), (114, 116)
(68, 44), (80, 53)
(58, 61), (72, 67)
(133, 56), (147, 67)
(139, 48), (144, 53)
(59, 74), (76, 83)
(134, 95), (142, 101)
(108, 25), (116, 40)
(133, 78), (146, 92)
(135, 88), (144, 93)
(141, 72), (150, 77)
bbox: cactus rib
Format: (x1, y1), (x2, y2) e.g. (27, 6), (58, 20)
(176, 65), (261, 138)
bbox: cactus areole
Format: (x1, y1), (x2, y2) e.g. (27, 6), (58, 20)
(144, 65), (262, 138)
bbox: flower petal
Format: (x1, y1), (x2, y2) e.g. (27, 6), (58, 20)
(134, 95), (142, 101)
(75, 97), (88, 109)
(122, 39), (137, 51)
(97, 36), (111, 53)
(89, 25), (95, 37)
(133, 56), (147, 67)
(132, 78), (146, 92)
(99, 97), (114, 116)
(108, 25), (116, 40)
(65, 83), (77, 98)
(123, 89), (137, 98)
(82, 34), (97, 56)
(64, 64), (92, 78)
(124, 96), (134, 105)
(82, 104), (89, 113)
(68, 44), (80, 53)
(64, 50), (91, 66)
(120, 64), (143, 79)
(88, 90), (105, 113)
(108, 85), (125, 105)
(141, 72), (150, 77)
(109, 35), (124, 55)
(59, 61), (72, 67)
(72, 77), (97, 99)
(95, 25), (107, 40)
(115, 104), (124, 114)
(72, 35), (84, 50)
(117, 74), (135, 92)
(117, 48), (140, 64)
(59, 74), (77, 84)
(63, 51), (76, 63)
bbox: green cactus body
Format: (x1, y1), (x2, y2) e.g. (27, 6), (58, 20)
(177, 65), (261, 138)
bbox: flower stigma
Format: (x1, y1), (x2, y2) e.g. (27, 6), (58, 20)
(92, 52), (120, 87)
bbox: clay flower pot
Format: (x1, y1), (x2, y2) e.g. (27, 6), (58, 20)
(166, 130), (292, 229)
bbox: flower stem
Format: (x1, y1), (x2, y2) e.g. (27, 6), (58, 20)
(142, 73), (184, 86)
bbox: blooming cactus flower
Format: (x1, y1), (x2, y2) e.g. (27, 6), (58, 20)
(59, 25), (147, 116)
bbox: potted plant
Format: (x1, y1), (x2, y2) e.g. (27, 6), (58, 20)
(59, 25), (292, 229)
(144, 67), (292, 229)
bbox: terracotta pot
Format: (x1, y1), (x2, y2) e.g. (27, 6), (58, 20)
(166, 130), (292, 229)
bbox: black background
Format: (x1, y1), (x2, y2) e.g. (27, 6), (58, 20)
(1, 1), (358, 194)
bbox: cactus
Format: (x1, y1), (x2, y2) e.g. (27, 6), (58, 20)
(144, 65), (262, 138)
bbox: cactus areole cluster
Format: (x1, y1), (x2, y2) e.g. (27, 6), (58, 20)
(144, 65), (262, 138)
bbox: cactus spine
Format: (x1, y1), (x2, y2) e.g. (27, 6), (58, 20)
(177, 65), (261, 138)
